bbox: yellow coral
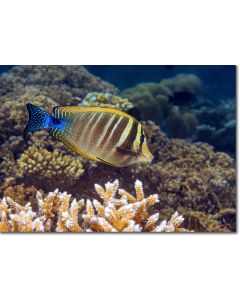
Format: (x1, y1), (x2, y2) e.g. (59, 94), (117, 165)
(17, 145), (84, 186)
(82, 92), (133, 111)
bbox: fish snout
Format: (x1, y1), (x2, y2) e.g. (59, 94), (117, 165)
(139, 152), (153, 164)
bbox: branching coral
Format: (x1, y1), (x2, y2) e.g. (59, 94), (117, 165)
(0, 189), (85, 232)
(83, 179), (162, 232)
(0, 180), (189, 233)
(82, 92), (133, 111)
(0, 196), (45, 232)
(15, 145), (85, 189)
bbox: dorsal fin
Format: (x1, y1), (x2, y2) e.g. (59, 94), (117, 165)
(53, 105), (137, 120)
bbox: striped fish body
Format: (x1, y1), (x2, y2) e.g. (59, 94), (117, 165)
(25, 104), (153, 167)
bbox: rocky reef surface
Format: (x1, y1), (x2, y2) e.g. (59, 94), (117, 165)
(0, 66), (236, 232)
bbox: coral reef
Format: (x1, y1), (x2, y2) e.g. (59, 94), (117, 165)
(0, 66), (236, 233)
(0, 65), (118, 104)
(0, 180), (189, 232)
(180, 209), (236, 232)
(121, 74), (202, 138)
(79, 121), (236, 232)
(1, 120), (235, 232)
(137, 121), (236, 231)
(192, 98), (236, 157)
(122, 76), (236, 157)
(82, 92), (133, 111)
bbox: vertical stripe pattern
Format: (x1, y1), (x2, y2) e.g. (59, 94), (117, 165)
(51, 106), (153, 167)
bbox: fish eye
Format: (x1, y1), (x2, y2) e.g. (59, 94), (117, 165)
(53, 118), (61, 125)
(140, 133), (145, 143)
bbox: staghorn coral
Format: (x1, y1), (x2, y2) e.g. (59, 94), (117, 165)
(0, 189), (85, 232)
(83, 179), (188, 232)
(0, 180), (189, 233)
(15, 145), (85, 189)
(0, 196), (45, 232)
(82, 92), (133, 111)
(121, 74), (202, 138)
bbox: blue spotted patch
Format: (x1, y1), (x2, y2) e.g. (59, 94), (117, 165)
(24, 103), (52, 133)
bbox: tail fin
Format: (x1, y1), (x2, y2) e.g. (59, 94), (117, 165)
(24, 103), (52, 133)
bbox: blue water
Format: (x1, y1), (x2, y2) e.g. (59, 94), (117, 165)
(84, 65), (236, 102)
(0, 65), (236, 102)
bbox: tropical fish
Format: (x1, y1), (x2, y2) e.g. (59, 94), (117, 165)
(24, 103), (153, 167)
(168, 91), (196, 106)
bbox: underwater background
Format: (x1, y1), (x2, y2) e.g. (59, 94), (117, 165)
(0, 65), (236, 232)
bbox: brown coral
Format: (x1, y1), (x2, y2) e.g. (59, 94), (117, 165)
(0, 65), (118, 104)
(180, 209), (236, 232)
(121, 74), (202, 138)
